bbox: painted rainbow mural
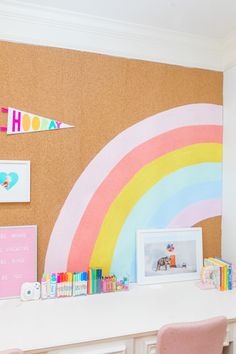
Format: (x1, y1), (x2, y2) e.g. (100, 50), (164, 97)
(45, 104), (223, 282)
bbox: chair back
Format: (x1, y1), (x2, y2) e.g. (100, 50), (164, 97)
(156, 316), (227, 354)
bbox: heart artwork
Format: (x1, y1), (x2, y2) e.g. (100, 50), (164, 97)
(0, 172), (19, 190)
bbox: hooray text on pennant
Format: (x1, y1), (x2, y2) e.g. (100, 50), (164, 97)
(11, 110), (62, 133)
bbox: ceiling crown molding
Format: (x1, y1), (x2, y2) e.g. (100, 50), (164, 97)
(0, 0), (226, 71)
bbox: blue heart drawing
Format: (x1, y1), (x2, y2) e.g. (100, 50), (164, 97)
(0, 172), (19, 190)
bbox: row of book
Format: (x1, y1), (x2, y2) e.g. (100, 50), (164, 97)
(204, 257), (233, 291)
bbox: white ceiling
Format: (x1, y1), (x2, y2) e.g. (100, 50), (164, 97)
(1, 0), (236, 70)
(9, 0), (236, 39)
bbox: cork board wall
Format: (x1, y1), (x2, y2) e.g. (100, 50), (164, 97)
(0, 41), (223, 280)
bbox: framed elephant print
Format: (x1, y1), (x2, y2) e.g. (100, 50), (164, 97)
(136, 228), (203, 284)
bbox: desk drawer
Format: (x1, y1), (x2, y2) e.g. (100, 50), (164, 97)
(135, 335), (156, 354)
(46, 338), (133, 354)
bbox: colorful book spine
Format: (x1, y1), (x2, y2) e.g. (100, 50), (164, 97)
(208, 257), (226, 291)
(204, 257), (232, 291)
(87, 268), (92, 295)
(214, 257), (232, 290)
(92, 268), (96, 294)
(87, 268), (103, 294)
(96, 269), (102, 293)
(204, 258), (221, 290)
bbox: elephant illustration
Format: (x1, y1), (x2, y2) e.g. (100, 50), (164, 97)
(155, 256), (170, 271)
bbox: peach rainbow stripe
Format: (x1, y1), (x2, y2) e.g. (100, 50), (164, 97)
(67, 126), (222, 271)
(45, 104), (222, 274)
(71, 143), (221, 274)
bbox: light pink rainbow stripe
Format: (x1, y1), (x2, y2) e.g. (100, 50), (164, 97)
(167, 198), (222, 228)
(68, 125), (222, 271)
(45, 104), (222, 273)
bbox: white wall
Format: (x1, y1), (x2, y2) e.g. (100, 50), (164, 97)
(222, 65), (236, 264)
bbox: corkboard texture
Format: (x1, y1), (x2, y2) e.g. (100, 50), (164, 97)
(0, 41), (223, 279)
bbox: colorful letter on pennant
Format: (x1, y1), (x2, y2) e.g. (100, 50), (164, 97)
(7, 108), (74, 135)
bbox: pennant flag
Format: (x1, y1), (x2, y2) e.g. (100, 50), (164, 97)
(5, 108), (74, 135)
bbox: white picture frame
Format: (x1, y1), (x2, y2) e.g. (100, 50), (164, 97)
(0, 160), (30, 202)
(136, 228), (203, 285)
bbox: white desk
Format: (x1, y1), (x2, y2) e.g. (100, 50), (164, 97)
(0, 281), (236, 354)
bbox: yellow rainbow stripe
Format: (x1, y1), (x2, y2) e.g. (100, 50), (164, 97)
(89, 143), (222, 274)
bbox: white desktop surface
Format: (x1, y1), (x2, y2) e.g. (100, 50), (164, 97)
(0, 281), (236, 352)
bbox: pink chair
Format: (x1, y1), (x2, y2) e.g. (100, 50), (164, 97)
(156, 316), (227, 354)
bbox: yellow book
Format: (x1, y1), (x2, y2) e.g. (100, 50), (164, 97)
(214, 258), (229, 290)
(209, 257), (227, 291)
